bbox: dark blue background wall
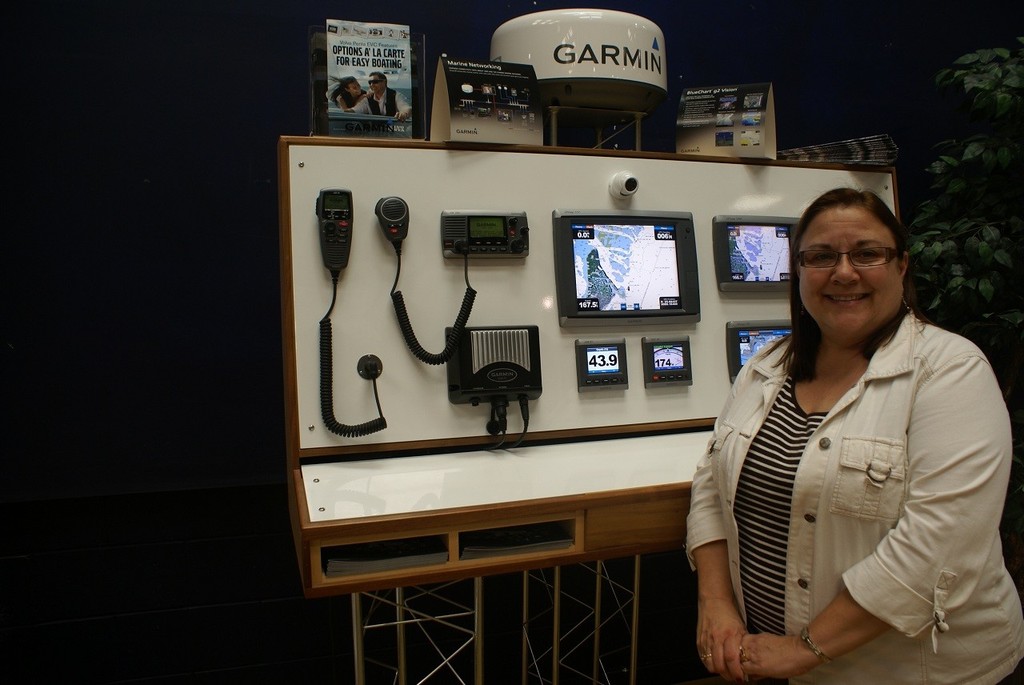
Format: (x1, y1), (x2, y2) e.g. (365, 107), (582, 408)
(3, 1), (1022, 500)
(2, 4), (1022, 683)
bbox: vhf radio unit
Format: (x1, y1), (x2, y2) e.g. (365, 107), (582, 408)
(440, 210), (529, 259)
(316, 188), (353, 272)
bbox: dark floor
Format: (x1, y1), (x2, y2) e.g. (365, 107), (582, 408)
(0, 483), (703, 684)
(7, 483), (1020, 684)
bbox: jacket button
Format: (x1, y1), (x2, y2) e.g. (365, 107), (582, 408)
(804, 513), (816, 523)
(798, 579), (809, 589)
(818, 437), (832, 449)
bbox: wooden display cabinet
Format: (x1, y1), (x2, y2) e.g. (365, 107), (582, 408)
(276, 136), (896, 598)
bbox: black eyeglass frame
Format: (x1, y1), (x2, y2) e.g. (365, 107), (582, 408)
(797, 247), (900, 268)
(368, 79), (385, 84)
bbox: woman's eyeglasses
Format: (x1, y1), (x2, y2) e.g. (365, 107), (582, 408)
(798, 247), (898, 268)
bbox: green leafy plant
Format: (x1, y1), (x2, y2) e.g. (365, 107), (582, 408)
(908, 37), (1024, 575)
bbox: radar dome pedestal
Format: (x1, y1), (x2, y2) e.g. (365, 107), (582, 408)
(490, 9), (667, 114)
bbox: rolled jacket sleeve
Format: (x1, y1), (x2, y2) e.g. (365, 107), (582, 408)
(685, 432), (728, 568)
(843, 349), (1012, 637)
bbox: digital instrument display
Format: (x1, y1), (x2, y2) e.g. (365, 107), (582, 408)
(725, 320), (791, 381)
(553, 209), (700, 326)
(584, 345), (620, 374)
(575, 339), (628, 391)
(711, 215), (798, 292)
(641, 336), (692, 387)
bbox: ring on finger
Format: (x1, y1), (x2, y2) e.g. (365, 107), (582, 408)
(739, 645), (750, 663)
(700, 650), (712, 660)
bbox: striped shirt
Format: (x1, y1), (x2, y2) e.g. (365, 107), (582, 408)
(734, 377), (825, 635)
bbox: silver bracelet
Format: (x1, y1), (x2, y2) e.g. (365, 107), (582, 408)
(800, 626), (832, 663)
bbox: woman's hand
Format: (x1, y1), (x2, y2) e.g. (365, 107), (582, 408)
(697, 595), (748, 683)
(736, 632), (819, 681)
(692, 540), (749, 683)
(735, 590), (889, 679)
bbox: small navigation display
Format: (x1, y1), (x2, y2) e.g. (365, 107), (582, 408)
(641, 336), (692, 387)
(553, 209), (700, 327)
(726, 320), (791, 381)
(712, 215), (798, 292)
(575, 338), (629, 391)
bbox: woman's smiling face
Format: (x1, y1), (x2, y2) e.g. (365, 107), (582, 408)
(797, 205), (908, 350)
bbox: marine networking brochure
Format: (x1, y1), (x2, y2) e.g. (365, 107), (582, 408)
(430, 56), (542, 145)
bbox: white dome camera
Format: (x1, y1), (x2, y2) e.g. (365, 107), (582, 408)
(609, 171), (639, 199)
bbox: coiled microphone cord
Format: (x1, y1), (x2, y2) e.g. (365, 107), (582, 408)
(318, 274), (387, 437)
(389, 248), (476, 365)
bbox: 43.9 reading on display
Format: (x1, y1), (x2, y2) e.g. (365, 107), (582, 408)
(587, 346), (619, 373)
(575, 338), (629, 391)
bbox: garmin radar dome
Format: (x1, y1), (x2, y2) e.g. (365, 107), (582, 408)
(490, 9), (667, 113)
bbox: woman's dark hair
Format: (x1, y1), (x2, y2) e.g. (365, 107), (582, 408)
(779, 187), (927, 380)
(330, 76), (364, 108)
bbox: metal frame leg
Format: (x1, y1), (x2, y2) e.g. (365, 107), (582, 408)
(397, 586), (407, 685)
(352, 593), (366, 685)
(592, 561), (603, 683)
(350, 580), (482, 684)
(630, 556), (641, 685)
(522, 556), (641, 684)
(474, 577), (484, 685)
(553, 567), (561, 685)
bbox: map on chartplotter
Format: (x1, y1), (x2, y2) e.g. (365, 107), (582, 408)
(729, 224), (790, 282)
(572, 223), (680, 311)
(739, 327), (790, 365)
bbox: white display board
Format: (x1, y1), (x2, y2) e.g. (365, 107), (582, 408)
(280, 139), (895, 453)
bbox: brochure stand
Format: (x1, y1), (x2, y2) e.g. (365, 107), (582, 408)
(309, 27), (426, 139)
(676, 82), (776, 159)
(430, 56), (542, 145)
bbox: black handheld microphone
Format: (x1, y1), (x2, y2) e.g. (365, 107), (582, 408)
(315, 188), (353, 273)
(375, 196), (410, 249)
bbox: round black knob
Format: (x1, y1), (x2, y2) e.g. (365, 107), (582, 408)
(356, 354), (383, 380)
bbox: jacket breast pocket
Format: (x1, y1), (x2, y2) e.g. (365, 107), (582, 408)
(829, 436), (907, 523)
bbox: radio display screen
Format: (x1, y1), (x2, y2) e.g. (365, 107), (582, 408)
(323, 193), (349, 211)
(468, 215), (506, 239)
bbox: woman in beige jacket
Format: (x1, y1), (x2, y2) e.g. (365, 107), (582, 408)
(686, 188), (1024, 684)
